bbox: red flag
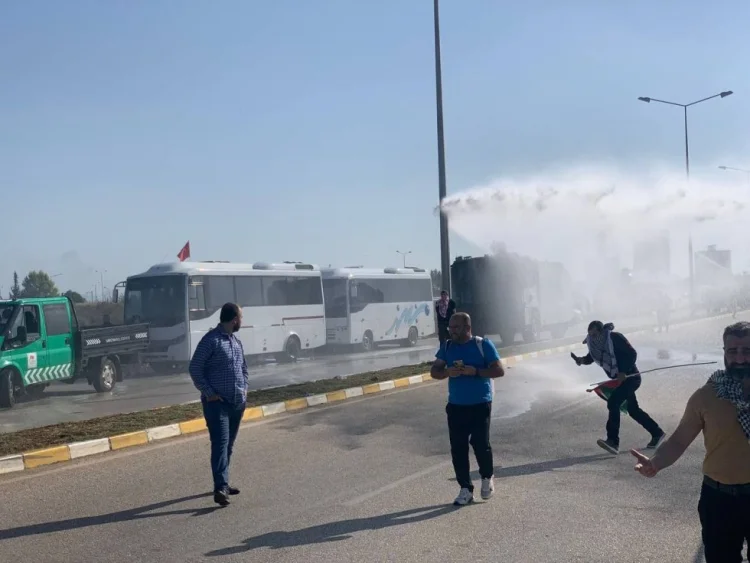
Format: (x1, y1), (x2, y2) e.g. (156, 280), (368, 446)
(177, 241), (191, 262)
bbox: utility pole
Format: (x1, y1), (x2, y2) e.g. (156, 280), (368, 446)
(433, 0), (451, 293)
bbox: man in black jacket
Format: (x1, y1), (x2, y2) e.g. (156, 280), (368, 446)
(572, 321), (665, 455)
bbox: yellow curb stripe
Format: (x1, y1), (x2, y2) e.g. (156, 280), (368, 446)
(179, 418), (208, 435)
(242, 407), (264, 421)
(285, 398), (309, 411)
(362, 383), (381, 395)
(326, 390), (348, 402)
(109, 431), (149, 450)
(394, 377), (411, 388)
(23, 446), (71, 469)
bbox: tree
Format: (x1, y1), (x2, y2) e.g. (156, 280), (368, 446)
(64, 290), (86, 304)
(9, 272), (21, 300)
(20, 271), (59, 298)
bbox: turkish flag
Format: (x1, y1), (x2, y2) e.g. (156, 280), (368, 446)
(177, 241), (191, 262)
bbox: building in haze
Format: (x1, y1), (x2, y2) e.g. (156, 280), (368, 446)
(694, 245), (732, 285)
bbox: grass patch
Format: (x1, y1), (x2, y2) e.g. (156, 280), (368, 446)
(0, 362), (432, 458)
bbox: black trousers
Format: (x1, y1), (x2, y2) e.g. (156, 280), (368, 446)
(438, 323), (450, 343)
(446, 402), (493, 491)
(606, 376), (662, 446)
(698, 480), (750, 563)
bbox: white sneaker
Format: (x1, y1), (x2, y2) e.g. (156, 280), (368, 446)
(453, 488), (474, 506)
(481, 477), (495, 500)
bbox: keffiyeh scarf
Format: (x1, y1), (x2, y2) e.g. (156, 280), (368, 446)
(437, 297), (449, 319)
(586, 322), (619, 380)
(709, 369), (750, 442)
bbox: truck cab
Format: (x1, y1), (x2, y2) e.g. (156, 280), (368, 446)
(0, 296), (149, 408)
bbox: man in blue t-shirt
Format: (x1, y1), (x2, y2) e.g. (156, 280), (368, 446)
(431, 312), (505, 506)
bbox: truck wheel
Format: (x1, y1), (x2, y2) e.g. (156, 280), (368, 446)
(499, 330), (516, 346)
(93, 358), (117, 393)
(0, 369), (16, 409)
(551, 326), (567, 339)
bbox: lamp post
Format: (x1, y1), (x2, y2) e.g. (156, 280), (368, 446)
(718, 165), (750, 188)
(396, 250), (412, 268)
(638, 90), (734, 314)
(433, 0), (451, 294)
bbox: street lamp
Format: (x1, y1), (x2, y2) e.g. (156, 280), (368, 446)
(433, 0), (451, 294)
(396, 250), (412, 268)
(718, 165), (750, 188)
(637, 91), (733, 178)
(638, 90), (734, 315)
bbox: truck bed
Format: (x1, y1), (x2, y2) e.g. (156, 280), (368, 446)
(76, 323), (150, 360)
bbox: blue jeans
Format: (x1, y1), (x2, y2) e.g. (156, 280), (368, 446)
(202, 399), (246, 492)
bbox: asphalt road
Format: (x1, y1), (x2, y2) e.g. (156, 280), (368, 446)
(0, 314), (668, 432)
(0, 311), (744, 562)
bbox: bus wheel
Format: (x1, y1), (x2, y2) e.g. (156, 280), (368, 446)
(361, 331), (375, 352)
(0, 369), (16, 408)
(93, 358), (117, 393)
(401, 326), (419, 347)
(283, 336), (301, 363)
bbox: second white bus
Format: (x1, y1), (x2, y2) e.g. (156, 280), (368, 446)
(121, 261), (326, 372)
(322, 267), (436, 351)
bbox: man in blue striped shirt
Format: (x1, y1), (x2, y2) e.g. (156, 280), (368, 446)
(189, 302), (248, 507)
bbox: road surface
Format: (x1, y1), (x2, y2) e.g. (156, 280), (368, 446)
(0, 311), (741, 562)
(0, 314), (670, 432)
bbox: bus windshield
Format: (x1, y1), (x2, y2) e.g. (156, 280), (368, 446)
(322, 279), (348, 318)
(124, 275), (186, 327)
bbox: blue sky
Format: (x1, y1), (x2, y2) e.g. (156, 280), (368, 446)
(2, 0), (749, 297)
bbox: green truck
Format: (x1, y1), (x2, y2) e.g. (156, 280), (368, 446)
(0, 296), (150, 408)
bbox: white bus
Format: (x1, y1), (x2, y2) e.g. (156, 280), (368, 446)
(120, 261), (326, 373)
(321, 267), (436, 351)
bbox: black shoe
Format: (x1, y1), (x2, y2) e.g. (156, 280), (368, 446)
(597, 439), (619, 455)
(645, 432), (666, 450)
(227, 486), (240, 496)
(214, 489), (230, 507)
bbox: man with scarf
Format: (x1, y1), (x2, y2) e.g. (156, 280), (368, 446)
(571, 320), (665, 455)
(631, 321), (750, 562)
(435, 290), (456, 344)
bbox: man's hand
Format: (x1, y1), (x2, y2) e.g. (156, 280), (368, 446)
(631, 449), (659, 478)
(205, 394), (223, 403)
(460, 365), (478, 376)
(446, 367), (464, 378)
(616, 372), (628, 382)
(570, 352), (581, 366)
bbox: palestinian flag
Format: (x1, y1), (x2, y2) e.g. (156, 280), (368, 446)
(592, 380), (629, 414)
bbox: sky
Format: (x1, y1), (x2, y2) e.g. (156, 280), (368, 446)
(2, 0), (750, 298)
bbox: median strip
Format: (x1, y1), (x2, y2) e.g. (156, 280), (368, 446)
(0, 310), (738, 475)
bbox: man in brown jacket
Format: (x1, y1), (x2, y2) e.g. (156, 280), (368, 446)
(631, 321), (750, 563)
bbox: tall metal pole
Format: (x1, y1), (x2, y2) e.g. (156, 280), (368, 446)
(433, 0), (451, 294)
(684, 107), (694, 315)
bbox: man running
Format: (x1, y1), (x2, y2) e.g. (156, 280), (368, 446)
(632, 321), (750, 562)
(571, 320), (665, 454)
(431, 312), (505, 506)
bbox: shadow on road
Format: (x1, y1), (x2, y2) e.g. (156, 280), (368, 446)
(0, 493), (218, 541)
(204, 504), (458, 556)
(448, 453), (612, 483)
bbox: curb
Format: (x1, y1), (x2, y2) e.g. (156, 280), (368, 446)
(0, 310), (735, 476)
